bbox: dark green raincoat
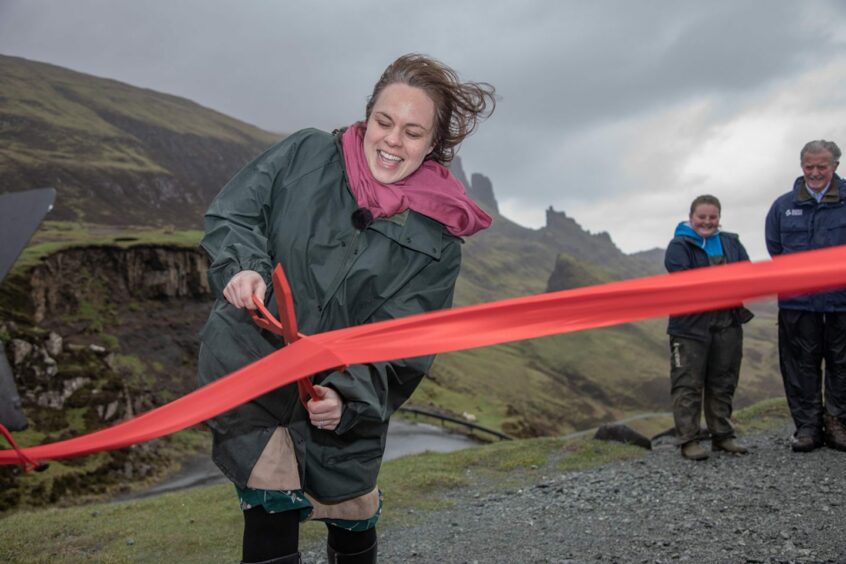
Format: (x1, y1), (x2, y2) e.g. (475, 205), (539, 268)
(198, 128), (462, 502)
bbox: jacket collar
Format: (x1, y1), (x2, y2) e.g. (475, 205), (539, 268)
(369, 210), (445, 260)
(794, 174), (844, 204)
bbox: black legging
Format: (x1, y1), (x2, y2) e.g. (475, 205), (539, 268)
(242, 507), (376, 562)
(242, 506), (299, 562)
(327, 522), (377, 554)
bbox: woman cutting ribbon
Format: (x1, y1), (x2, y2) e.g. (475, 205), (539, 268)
(198, 54), (495, 563)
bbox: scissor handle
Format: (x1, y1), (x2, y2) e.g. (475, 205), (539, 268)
(248, 295), (284, 336)
(298, 379), (320, 404)
(245, 264), (335, 409)
(271, 264), (300, 345)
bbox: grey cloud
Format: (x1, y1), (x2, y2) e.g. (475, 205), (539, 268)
(479, 2), (841, 133)
(2, 0), (846, 251)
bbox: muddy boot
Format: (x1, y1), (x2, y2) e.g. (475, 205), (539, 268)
(791, 430), (823, 452)
(712, 438), (748, 455)
(327, 540), (377, 563)
(681, 441), (708, 460)
(824, 413), (846, 452)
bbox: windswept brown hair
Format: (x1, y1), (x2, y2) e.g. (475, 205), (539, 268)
(365, 53), (496, 165)
(689, 194), (721, 215)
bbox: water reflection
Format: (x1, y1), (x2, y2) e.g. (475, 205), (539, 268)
(384, 418), (479, 461)
(120, 417), (479, 500)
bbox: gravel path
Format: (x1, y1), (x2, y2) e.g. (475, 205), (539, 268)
(305, 423), (846, 563)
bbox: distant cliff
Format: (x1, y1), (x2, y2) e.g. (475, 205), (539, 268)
(450, 158), (499, 215)
(27, 245), (209, 323)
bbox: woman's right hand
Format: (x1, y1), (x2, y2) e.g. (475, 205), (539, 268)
(222, 270), (266, 309)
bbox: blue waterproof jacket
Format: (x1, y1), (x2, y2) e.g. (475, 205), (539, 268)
(765, 174), (846, 311)
(665, 231), (752, 341)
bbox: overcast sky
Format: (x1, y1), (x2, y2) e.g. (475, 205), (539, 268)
(2, 0), (846, 259)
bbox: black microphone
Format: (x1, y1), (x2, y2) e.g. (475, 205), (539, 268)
(351, 207), (374, 231)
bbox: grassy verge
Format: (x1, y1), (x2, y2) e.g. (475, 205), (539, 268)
(733, 396), (791, 434)
(0, 433), (644, 561)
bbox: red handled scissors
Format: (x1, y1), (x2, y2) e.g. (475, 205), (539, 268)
(248, 264), (322, 407)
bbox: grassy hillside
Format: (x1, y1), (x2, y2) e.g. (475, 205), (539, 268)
(0, 54), (280, 227)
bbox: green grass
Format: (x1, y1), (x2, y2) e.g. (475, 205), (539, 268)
(0, 485), (243, 563)
(625, 415), (674, 439)
(555, 440), (644, 472)
(68, 300), (109, 333)
(421, 321), (670, 437)
(733, 397), (790, 433)
(8, 221), (203, 274)
(110, 355), (144, 376)
(100, 334), (120, 350)
(0, 433), (643, 562)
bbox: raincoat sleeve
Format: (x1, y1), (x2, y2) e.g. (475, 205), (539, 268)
(664, 239), (692, 273)
(764, 199), (783, 257)
(200, 143), (291, 299)
(737, 239), (751, 262)
(323, 237), (462, 435)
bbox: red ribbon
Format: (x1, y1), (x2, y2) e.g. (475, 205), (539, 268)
(3, 245), (846, 466)
(0, 423), (48, 472)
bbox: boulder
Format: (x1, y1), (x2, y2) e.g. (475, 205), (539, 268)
(594, 423), (652, 450)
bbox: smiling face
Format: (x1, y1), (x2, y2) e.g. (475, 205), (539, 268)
(364, 83), (436, 184)
(689, 203), (720, 238)
(802, 150), (838, 192)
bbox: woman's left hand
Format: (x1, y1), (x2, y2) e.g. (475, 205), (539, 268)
(307, 385), (344, 431)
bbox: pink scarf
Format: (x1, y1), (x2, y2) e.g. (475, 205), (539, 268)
(340, 123), (492, 237)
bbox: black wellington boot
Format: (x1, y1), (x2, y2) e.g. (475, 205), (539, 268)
(242, 553), (302, 564)
(327, 540), (377, 563)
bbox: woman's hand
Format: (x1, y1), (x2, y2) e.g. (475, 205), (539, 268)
(222, 270), (266, 309)
(307, 385), (344, 431)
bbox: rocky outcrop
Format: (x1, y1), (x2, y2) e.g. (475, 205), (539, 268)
(546, 254), (612, 292)
(26, 245), (209, 323)
(449, 157), (500, 215)
(629, 247), (666, 273)
(542, 207), (663, 280)
(468, 173), (499, 215)
(593, 422), (652, 450)
(2, 322), (139, 424)
(0, 244), (213, 510)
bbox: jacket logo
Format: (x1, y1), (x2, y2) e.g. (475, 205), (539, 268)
(785, 209), (803, 216)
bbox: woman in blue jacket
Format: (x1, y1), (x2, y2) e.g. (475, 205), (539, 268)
(665, 195), (753, 460)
